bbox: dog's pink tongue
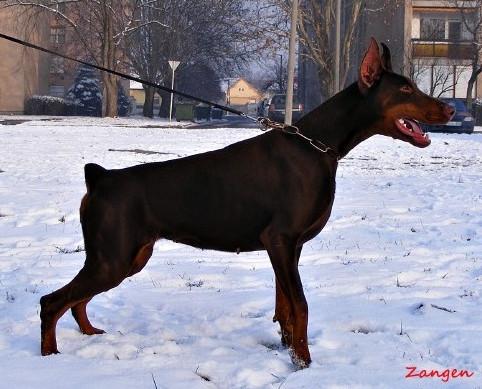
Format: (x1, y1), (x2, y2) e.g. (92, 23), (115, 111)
(405, 119), (424, 135)
(406, 119), (431, 146)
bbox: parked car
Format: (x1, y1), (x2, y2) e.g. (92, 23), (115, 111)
(421, 98), (474, 134)
(267, 94), (304, 123)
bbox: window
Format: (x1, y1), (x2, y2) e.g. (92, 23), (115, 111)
(448, 21), (462, 41)
(421, 18), (445, 40)
(49, 85), (65, 97)
(50, 57), (64, 74)
(50, 27), (65, 45)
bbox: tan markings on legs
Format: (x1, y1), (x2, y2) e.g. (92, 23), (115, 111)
(274, 278), (293, 347)
(71, 298), (105, 335)
(127, 241), (154, 277)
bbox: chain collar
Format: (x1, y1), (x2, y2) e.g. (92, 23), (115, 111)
(257, 118), (339, 160)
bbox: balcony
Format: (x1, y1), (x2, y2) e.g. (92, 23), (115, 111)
(412, 39), (475, 60)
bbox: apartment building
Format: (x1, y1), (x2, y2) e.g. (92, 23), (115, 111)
(298, 0), (482, 110)
(411, 0), (480, 98)
(0, 4), (80, 113)
(0, 9), (50, 113)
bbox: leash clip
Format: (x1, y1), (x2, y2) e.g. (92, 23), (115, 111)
(281, 125), (299, 135)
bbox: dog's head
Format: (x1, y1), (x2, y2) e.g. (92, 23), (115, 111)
(358, 38), (454, 148)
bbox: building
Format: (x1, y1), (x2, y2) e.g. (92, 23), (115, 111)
(411, 0), (480, 98)
(298, 0), (482, 111)
(0, 5), (79, 113)
(0, 9), (50, 113)
(129, 81), (161, 115)
(0, 3), (130, 114)
(227, 78), (263, 106)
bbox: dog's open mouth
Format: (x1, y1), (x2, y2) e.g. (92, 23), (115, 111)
(395, 118), (431, 147)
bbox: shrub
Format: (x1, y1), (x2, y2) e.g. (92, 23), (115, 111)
(24, 95), (78, 116)
(66, 64), (102, 117)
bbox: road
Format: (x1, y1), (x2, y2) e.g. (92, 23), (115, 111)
(189, 114), (259, 129)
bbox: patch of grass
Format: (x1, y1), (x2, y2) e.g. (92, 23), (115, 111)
(55, 245), (85, 254)
(195, 367), (211, 382)
(186, 280), (204, 290)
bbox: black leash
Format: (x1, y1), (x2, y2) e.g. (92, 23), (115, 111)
(0, 32), (258, 121)
(0, 32), (338, 159)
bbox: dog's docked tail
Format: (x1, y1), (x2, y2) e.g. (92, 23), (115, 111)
(84, 163), (107, 193)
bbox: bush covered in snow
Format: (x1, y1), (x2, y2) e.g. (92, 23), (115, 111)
(24, 95), (77, 116)
(66, 65), (102, 117)
(65, 65), (130, 117)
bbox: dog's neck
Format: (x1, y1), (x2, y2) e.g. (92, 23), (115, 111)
(296, 83), (379, 159)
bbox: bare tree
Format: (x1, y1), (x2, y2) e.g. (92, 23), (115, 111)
(2, 0), (153, 117)
(125, 0), (279, 117)
(410, 57), (464, 98)
(431, 62), (464, 97)
(297, 0), (364, 98)
(263, 0), (364, 99)
(449, 0), (482, 110)
(244, 57), (288, 94)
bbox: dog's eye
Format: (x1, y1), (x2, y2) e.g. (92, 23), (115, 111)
(400, 85), (413, 94)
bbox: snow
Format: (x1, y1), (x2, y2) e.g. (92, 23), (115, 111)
(0, 117), (481, 388)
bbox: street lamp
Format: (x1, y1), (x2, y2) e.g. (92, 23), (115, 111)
(285, 0), (299, 125)
(335, 0), (341, 93)
(168, 60), (180, 122)
(278, 54), (283, 92)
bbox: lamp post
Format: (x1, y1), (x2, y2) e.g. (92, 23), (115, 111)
(285, 0), (299, 125)
(168, 60), (180, 122)
(335, 0), (341, 93)
(278, 54), (283, 92)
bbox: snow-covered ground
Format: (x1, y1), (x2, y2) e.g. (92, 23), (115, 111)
(0, 117), (481, 388)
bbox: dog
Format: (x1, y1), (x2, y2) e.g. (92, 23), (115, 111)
(40, 38), (453, 367)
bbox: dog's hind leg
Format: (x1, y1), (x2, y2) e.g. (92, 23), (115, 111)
(40, 260), (129, 356)
(68, 241), (154, 337)
(127, 241), (155, 277)
(71, 298), (105, 335)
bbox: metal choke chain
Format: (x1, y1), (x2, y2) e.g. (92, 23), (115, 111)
(257, 117), (338, 157)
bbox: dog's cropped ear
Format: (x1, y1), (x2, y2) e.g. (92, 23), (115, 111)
(358, 38), (383, 94)
(380, 42), (393, 72)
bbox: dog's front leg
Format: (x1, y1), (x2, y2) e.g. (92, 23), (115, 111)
(262, 232), (311, 368)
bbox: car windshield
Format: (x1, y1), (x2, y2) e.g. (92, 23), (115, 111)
(442, 99), (466, 113)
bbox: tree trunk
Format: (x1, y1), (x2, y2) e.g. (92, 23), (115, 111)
(143, 86), (155, 118)
(466, 78), (475, 112)
(103, 73), (118, 117)
(466, 68), (479, 112)
(317, 68), (333, 102)
(101, 1), (118, 117)
(158, 90), (170, 118)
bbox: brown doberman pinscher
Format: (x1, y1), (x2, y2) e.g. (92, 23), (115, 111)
(40, 39), (454, 367)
